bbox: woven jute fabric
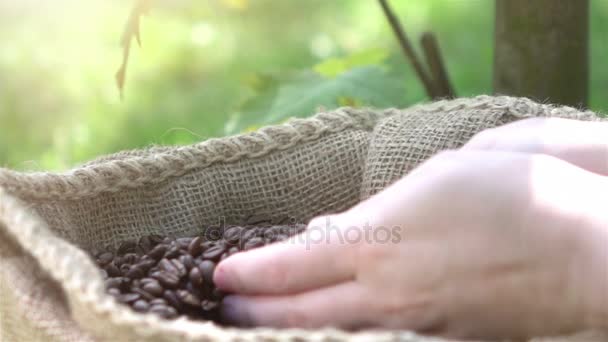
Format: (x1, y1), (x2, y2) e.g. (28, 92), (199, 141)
(0, 96), (605, 342)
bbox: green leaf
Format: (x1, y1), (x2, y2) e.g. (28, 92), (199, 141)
(231, 66), (407, 133)
(313, 48), (389, 78)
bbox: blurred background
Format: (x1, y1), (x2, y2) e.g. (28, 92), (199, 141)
(1, 0), (607, 171)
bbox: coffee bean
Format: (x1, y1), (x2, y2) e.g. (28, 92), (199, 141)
(189, 267), (204, 288)
(170, 259), (187, 278)
(125, 265), (145, 279)
(187, 237), (204, 257)
(117, 240), (137, 255)
(123, 253), (139, 265)
(133, 287), (156, 301)
(105, 278), (123, 289)
(148, 245), (167, 261)
(152, 271), (180, 289)
(149, 298), (167, 306)
(118, 293), (141, 304)
(159, 258), (178, 275)
(150, 304), (178, 319)
(107, 288), (121, 296)
(197, 260), (216, 284)
(177, 290), (200, 307)
(176, 238), (192, 249)
(141, 280), (163, 297)
(223, 227), (243, 245)
(97, 252), (114, 266)
(202, 244), (225, 261)
(210, 288), (224, 301)
(163, 290), (183, 310)
(179, 255), (195, 270)
(164, 246), (181, 259)
(201, 300), (219, 312)
(136, 258), (156, 272)
(133, 300), (150, 313)
(105, 263), (121, 277)
(244, 237), (264, 250)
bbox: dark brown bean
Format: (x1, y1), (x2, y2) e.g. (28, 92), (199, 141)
(187, 236), (204, 257)
(189, 267), (204, 288)
(152, 271), (180, 289)
(136, 258), (156, 272)
(122, 253), (139, 265)
(197, 260), (216, 284)
(142, 280), (163, 297)
(133, 300), (150, 313)
(202, 244), (225, 261)
(150, 304), (178, 319)
(159, 259), (178, 275)
(179, 255), (195, 270)
(244, 237), (264, 250)
(201, 300), (219, 311)
(133, 287), (156, 301)
(118, 293), (141, 304)
(170, 259), (187, 278)
(149, 298), (167, 306)
(97, 252), (114, 266)
(125, 265), (145, 279)
(164, 246), (181, 259)
(177, 290), (201, 307)
(223, 227), (243, 245)
(107, 288), (121, 296)
(105, 263), (121, 277)
(105, 278), (123, 289)
(148, 245), (167, 261)
(163, 290), (182, 310)
(176, 238), (192, 249)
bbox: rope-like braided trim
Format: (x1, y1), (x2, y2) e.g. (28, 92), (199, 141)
(403, 95), (602, 120)
(0, 191), (439, 342)
(0, 108), (395, 201)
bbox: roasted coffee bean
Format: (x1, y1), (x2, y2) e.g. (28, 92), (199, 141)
(133, 300), (150, 313)
(163, 290), (183, 310)
(125, 265), (145, 279)
(177, 290), (201, 307)
(179, 255), (195, 270)
(170, 259), (187, 278)
(118, 293), (141, 304)
(105, 277), (123, 289)
(223, 227), (243, 245)
(187, 237), (204, 256)
(117, 240), (137, 255)
(149, 298), (167, 306)
(176, 237), (192, 249)
(159, 258), (179, 275)
(120, 264), (131, 275)
(244, 237), (264, 250)
(136, 258), (156, 272)
(148, 245), (167, 261)
(197, 260), (216, 284)
(105, 263), (121, 277)
(202, 244), (225, 261)
(210, 288), (225, 301)
(201, 300), (219, 311)
(164, 246), (181, 259)
(152, 271), (180, 289)
(142, 279), (164, 297)
(133, 287), (156, 301)
(97, 252), (114, 266)
(189, 267), (204, 287)
(107, 288), (121, 296)
(150, 304), (178, 319)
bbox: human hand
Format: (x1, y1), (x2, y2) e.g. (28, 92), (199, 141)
(214, 149), (608, 340)
(463, 117), (608, 175)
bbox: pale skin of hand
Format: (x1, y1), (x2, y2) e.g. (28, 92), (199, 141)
(213, 118), (608, 340)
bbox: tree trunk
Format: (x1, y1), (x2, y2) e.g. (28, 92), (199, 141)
(494, 0), (589, 108)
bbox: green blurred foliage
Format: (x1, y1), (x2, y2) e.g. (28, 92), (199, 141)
(0, 0), (607, 171)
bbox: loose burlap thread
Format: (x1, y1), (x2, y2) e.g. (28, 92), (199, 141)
(0, 96), (606, 342)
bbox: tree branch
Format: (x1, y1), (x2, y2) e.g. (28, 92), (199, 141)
(377, 0), (437, 99)
(421, 32), (456, 99)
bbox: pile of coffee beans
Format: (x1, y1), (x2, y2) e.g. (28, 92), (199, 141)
(91, 221), (306, 322)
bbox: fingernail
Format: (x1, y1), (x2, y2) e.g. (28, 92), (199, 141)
(221, 296), (252, 327)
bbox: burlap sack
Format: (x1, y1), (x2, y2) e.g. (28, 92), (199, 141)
(0, 95), (606, 342)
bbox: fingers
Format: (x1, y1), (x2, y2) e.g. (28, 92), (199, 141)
(214, 215), (357, 295)
(463, 118), (608, 175)
(220, 281), (375, 329)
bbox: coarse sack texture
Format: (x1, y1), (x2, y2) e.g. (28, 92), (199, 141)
(0, 95), (606, 342)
